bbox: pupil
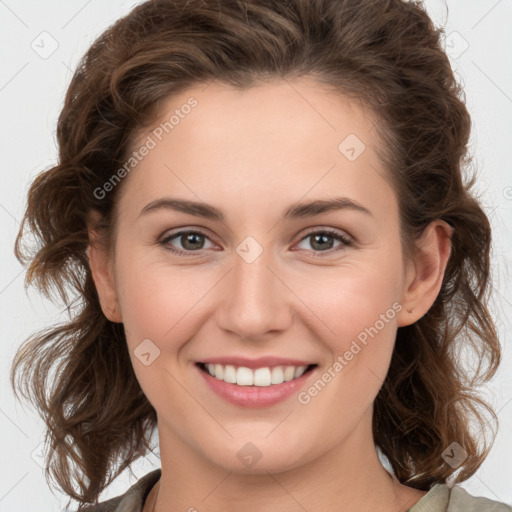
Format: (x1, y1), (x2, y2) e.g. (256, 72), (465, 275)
(183, 233), (203, 250)
(312, 233), (332, 251)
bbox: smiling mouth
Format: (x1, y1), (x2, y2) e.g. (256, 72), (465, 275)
(196, 362), (318, 387)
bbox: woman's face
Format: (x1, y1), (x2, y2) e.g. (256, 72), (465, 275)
(94, 78), (423, 473)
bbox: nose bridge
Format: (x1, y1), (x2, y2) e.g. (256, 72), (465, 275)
(215, 239), (292, 339)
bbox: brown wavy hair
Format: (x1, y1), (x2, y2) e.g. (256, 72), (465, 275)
(11, 0), (502, 509)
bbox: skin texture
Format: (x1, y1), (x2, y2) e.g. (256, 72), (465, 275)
(88, 78), (452, 512)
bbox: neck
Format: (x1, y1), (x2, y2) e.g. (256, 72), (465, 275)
(146, 414), (426, 512)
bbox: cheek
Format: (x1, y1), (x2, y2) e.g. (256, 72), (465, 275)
(301, 261), (403, 343)
(298, 269), (401, 427)
(114, 255), (214, 346)
(297, 257), (403, 406)
(113, 257), (210, 408)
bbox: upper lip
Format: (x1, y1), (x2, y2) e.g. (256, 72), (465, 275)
(197, 356), (316, 369)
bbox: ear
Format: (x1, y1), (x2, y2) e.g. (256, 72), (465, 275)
(87, 210), (123, 323)
(396, 219), (453, 327)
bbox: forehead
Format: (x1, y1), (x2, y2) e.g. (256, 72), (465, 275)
(117, 77), (395, 225)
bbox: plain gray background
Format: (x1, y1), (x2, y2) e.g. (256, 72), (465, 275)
(1, 0), (511, 510)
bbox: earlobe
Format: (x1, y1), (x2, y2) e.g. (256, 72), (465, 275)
(87, 214), (122, 323)
(396, 220), (453, 327)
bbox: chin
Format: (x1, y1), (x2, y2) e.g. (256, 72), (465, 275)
(200, 433), (311, 474)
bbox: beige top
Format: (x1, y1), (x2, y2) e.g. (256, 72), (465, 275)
(81, 468), (512, 511)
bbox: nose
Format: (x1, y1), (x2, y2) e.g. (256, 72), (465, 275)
(215, 245), (293, 341)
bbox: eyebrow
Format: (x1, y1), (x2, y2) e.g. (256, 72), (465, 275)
(137, 196), (373, 221)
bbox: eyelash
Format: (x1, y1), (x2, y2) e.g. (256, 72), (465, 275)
(158, 228), (353, 257)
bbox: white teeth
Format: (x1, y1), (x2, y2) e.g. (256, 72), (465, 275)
(283, 366), (295, 381)
(214, 364), (224, 380)
(271, 366), (284, 384)
(254, 368), (272, 386)
(223, 365), (237, 383)
(236, 367), (254, 386)
(202, 363), (310, 386)
(294, 366), (307, 378)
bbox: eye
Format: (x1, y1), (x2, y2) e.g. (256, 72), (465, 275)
(159, 227), (353, 257)
(294, 228), (353, 256)
(159, 230), (216, 256)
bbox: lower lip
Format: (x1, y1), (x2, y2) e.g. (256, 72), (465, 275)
(196, 364), (317, 408)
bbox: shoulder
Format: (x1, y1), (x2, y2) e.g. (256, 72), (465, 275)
(79, 468), (161, 512)
(447, 485), (512, 512)
(410, 483), (512, 512)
